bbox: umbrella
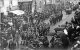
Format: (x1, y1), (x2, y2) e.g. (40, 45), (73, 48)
(9, 10), (25, 15)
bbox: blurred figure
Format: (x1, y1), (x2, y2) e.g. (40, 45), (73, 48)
(71, 38), (80, 50)
(60, 33), (69, 48)
(43, 36), (49, 48)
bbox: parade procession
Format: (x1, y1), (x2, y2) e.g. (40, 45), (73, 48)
(0, 0), (80, 50)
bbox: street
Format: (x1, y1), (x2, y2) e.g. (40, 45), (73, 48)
(50, 11), (75, 32)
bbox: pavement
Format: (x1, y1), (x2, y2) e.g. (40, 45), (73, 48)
(47, 11), (75, 46)
(39, 11), (75, 50)
(50, 11), (75, 33)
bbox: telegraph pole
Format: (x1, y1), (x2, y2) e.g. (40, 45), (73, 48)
(34, 0), (37, 14)
(0, 7), (3, 32)
(0, 0), (2, 32)
(0, 0), (4, 32)
(0, 7), (1, 32)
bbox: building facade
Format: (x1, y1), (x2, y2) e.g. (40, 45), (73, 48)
(32, 0), (53, 13)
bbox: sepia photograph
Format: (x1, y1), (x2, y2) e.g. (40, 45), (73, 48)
(0, 0), (80, 50)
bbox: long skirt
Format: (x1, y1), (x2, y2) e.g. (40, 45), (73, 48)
(8, 42), (16, 50)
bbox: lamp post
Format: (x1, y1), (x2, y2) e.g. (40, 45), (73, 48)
(34, 0), (37, 14)
(0, 7), (1, 32)
(0, 7), (1, 24)
(0, 0), (2, 24)
(0, 0), (3, 32)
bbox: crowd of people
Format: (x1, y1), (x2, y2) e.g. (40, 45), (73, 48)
(0, 10), (57, 50)
(1, 2), (80, 50)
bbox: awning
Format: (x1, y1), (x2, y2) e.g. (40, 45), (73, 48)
(9, 10), (25, 15)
